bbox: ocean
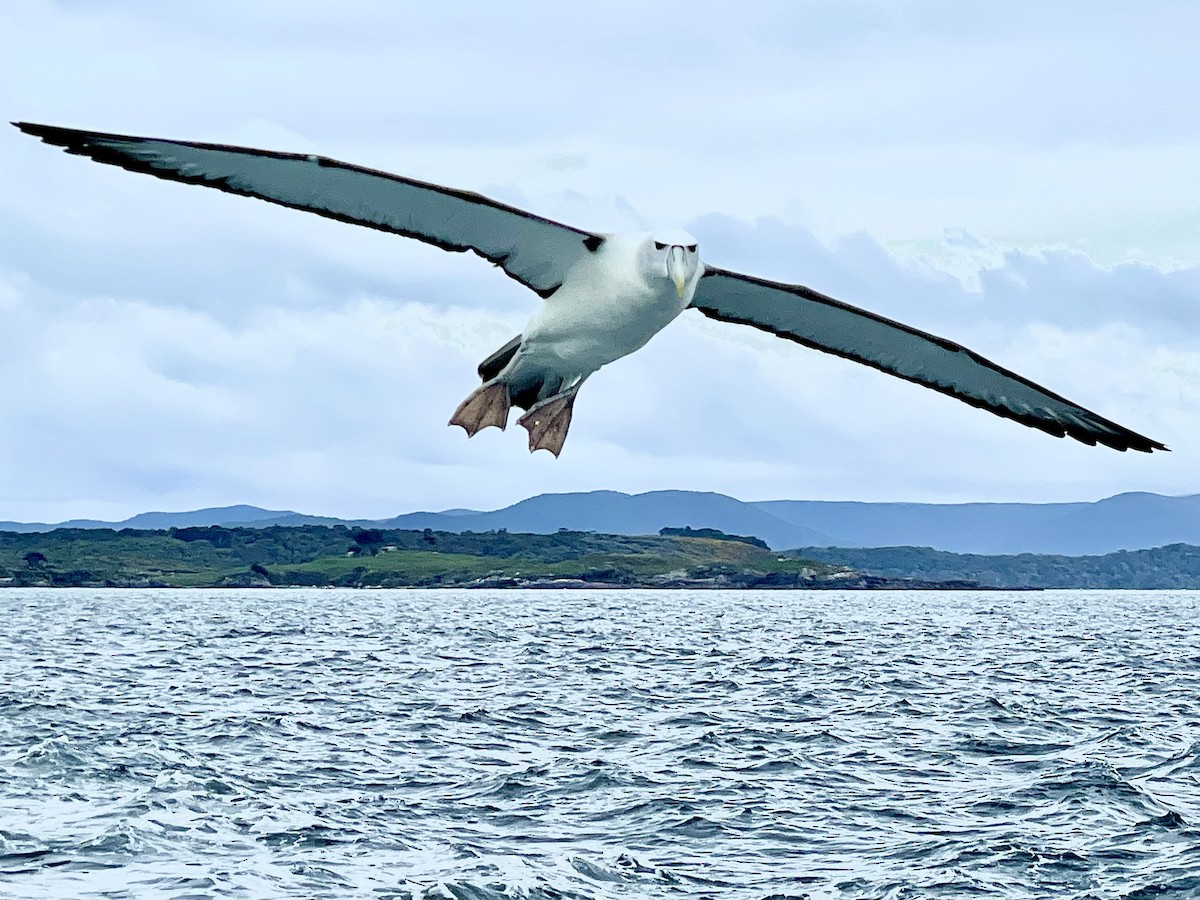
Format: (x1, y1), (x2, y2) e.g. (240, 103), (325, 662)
(2, 588), (1199, 899)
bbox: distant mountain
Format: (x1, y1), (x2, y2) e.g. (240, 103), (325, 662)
(754, 492), (1200, 555)
(0, 505), (299, 534)
(380, 490), (837, 549)
(2, 490), (1198, 556)
(121, 505), (299, 530)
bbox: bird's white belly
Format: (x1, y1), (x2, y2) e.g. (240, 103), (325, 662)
(519, 279), (687, 379)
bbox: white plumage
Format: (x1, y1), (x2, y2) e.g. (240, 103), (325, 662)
(14, 122), (1165, 456)
(526, 233), (697, 374)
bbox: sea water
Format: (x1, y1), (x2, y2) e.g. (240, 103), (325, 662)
(2, 588), (1199, 899)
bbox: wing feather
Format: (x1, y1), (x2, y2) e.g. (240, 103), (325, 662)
(690, 266), (1165, 452)
(14, 122), (598, 298)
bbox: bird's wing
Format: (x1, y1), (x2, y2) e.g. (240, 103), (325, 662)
(690, 266), (1165, 452)
(14, 122), (599, 299)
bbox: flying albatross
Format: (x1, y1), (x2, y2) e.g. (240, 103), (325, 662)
(14, 122), (1165, 456)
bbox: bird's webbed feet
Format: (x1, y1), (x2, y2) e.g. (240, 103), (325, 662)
(518, 385), (582, 457)
(449, 381), (511, 436)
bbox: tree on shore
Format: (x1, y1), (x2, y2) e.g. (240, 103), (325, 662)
(353, 529), (385, 556)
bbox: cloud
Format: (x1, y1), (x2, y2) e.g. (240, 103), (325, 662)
(0, 211), (1194, 521)
(1, 1), (1197, 519)
(8, 1), (1200, 251)
(693, 215), (1200, 342)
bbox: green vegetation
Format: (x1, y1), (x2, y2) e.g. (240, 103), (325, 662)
(0, 524), (849, 589)
(794, 544), (1200, 589)
(5, 524), (1193, 589)
(658, 526), (769, 549)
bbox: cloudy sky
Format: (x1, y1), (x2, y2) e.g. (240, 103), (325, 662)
(2, 0), (1199, 522)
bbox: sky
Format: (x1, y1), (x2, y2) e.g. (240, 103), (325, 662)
(2, 0), (1199, 521)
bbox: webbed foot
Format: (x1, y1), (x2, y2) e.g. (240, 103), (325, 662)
(518, 390), (579, 457)
(449, 381), (511, 436)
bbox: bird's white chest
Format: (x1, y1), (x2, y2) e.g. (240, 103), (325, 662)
(521, 246), (691, 376)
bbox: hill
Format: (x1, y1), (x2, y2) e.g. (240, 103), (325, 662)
(0, 525), (871, 590)
(3, 523), (1200, 589)
(3, 490), (1199, 556)
(758, 492), (1200, 555)
(794, 543), (1200, 590)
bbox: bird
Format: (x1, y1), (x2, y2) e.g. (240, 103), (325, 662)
(14, 121), (1165, 457)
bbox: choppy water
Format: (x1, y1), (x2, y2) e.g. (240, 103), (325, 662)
(2, 589), (1200, 899)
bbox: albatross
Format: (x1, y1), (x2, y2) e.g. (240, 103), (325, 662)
(14, 122), (1165, 456)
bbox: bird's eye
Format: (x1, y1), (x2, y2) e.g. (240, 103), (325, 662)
(654, 241), (666, 250)
(686, 244), (697, 252)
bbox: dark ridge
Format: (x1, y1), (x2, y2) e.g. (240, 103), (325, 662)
(659, 526), (769, 550)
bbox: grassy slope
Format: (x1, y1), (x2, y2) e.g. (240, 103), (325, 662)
(793, 543), (1200, 589)
(0, 527), (838, 588)
(0, 530), (243, 586)
(10, 526), (1199, 589)
(283, 536), (827, 583)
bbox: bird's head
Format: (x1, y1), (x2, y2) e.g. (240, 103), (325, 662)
(644, 229), (700, 299)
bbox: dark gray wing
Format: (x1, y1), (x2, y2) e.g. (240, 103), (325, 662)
(14, 122), (600, 299)
(690, 266), (1165, 452)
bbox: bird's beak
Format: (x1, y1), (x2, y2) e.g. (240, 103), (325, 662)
(667, 245), (688, 299)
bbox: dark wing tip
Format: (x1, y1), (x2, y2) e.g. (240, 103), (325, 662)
(1134, 437), (1169, 453)
(1124, 435), (1168, 453)
(1074, 410), (1166, 453)
(1079, 431), (1165, 454)
(13, 122), (127, 159)
(13, 121), (81, 144)
(691, 294), (1169, 454)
